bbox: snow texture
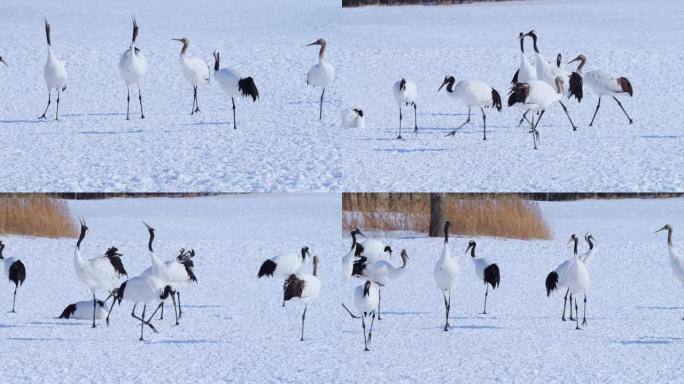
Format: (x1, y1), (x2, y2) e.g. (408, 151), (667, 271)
(0, 0), (340, 192)
(339, 0), (684, 191)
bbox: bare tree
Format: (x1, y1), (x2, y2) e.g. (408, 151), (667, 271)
(429, 193), (446, 237)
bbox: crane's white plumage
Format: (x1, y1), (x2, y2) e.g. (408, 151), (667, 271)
(353, 280), (379, 351)
(212, 51), (259, 129)
(580, 233), (597, 266)
(341, 108), (365, 128)
(393, 78), (417, 139)
(433, 222), (458, 331)
(546, 234), (589, 329)
(438, 76), (502, 140)
(40, 19), (67, 121)
(283, 255), (321, 341)
(306, 38), (335, 120)
(465, 240), (500, 314)
(73, 219), (127, 328)
(507, 78), (564, 149)
(656, 225), (684, 310)
(258, 246), (310, 279)
(342, 228), (366, 283)
(174, 37), (210, 115)
(512, 32), (536, 85)
(0, 241), (26, 313)
(119, 17), (147, 120)
(59, 299), (108, 320)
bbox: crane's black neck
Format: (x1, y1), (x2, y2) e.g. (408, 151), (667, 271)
(469, 243), (476, 258)
(444, 222), (451, 243)
(148, 229), (155, 253)
(214, 52), (220, 71)
(351, 230), (357, 250)
(667, 228), (673, 246)
(586, 236), (594, 250)
(301, 247), (308, 261)
(0, 242), (4, 259)
(77, 227), (87, 249)
(573, 238), (578, 255)
(530, 33), (539, 53)
(354, 243), (364, 257)
(519, 35), (525, 53)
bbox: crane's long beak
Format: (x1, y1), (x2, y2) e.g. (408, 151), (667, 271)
(306, 41), (320, 47)
(437, 81), (447, 92)
(567, 56), (581, 64)
(464, 244), (472, 255)
(655, 226), (667, 233)
(172, 38), (183, 43)
(357, 229), (366, 237)
(143, 221), (153, 230)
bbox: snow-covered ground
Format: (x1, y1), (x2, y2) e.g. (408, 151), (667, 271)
(1, 195), (683, 382)
(340, 0), (684, 191)
(0, 0), (340, 192)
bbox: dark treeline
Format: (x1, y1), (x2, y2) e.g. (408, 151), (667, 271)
(342, 0), (510, 7)
(3, 192), (225, 200)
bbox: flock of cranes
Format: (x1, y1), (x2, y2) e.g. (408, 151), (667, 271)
(346, 30), (634, 149)
(1, 221), (682, 346)
(0, 18), (334, 125)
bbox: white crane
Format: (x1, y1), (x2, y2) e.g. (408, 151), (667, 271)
(212, 51), (259, 129)
(73, 219), (128, 328)
(306, 38), (335, 120)
(656, 224), (684, 320)
(352, 280), (379, 351)
(352, 249), (408, 320)
(0, 241), (26, 313)
(59, 299), (108, 320)
(581, 233), (597, 265)
(341, 108), (365, 128)
(392, 78), (417, 139)
(507, 77), (565, 150)
(258, 246), (310, 306)
(342, 228), (365, 284)
(434, 221), (458, 331)
(173, 37), (210, 115)
(524, 31), (579, 131)
(511, 32), (537, 127)
(465, 240), (500, 314)
(546, 234), (589, 329)
(568, 54), (634, 126)
(119, 17), (147, 120)
(438, 75), (502, 140)
(283, 255), (321, 341)
(140, 223), (197, 325)
(113, 273), (174, 341)
(39, 19), (67, 121)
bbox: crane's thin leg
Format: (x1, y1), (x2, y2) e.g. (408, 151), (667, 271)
(300, 305), (307, 341)
(413, 103), (418, 133)
(130, 303), (158, 333)
(589, 96), (601, 126)
(446, 108), (471, 137)
(106, 296), (116, 326)
(377, 289), (382, 320)
(362, 315), (369, 351)
(138, 89), (145, 119)
(170, 292), (179, 325)
(443, 290), (450, 331)
(397, 106), (403, 139)
(126, 87), (130, 121)
(140, 304), (146, 340)
(342, 302), (359, 319)
(368, 311), (376, 344)
(531, 110), (545, 150)
(91, 293), (97, 328)
(159, 302), (164, 320)
(195, 86), (201, 114)
(55, 91), (61, 121)
(518, 109), (531, 127)
(480, 107), (487, 141)
(562, 288), (569, 321)
(191, 85), (197, 115)
(232, 97), (237, 129)
(481, 284), (489, 314)
(177, 292), (182, 319)
(145, 302), (164, 328)
(612, 96), (633, 124)
(582, 295), (587, 327)
(11, 285), (18, 313)
(558, 101), (576, 131)
(319, 88), (325, 120)
(39, 91), (51, 119)
(569, 293), (575, 321)
(574, 298), (580, 330)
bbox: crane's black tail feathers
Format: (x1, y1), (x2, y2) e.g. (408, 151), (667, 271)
(568, 72), (583, 102)
(545, 271), (559, 297)
(239, 77), (259, 102)
(9, 260), (26, 287)
(484, 264), (500, 289)
(491, 89), (502, 111)
(507, 83), (529, 107)
(257, 259), (276, 278)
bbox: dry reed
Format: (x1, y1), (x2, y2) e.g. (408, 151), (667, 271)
(0, 195), (78, 238)
(342, 193), (550, 240)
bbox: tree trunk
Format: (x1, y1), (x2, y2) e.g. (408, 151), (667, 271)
(429, 193), (446, 237)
